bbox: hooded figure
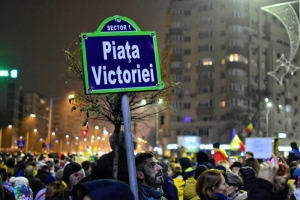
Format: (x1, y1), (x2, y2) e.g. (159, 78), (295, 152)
(178, 157), (195, 181)
(72, 179), (134, 200)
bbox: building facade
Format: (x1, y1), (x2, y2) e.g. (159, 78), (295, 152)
(164, 0), (300, 149)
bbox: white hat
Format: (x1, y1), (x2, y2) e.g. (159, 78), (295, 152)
(9, 176), (29, 186)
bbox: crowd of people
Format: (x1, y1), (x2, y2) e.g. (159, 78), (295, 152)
(0, 135), (300, 200)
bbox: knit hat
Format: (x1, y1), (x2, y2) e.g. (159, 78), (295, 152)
(239, 167), (256, 191)
(215, 165), (226, 173)
(196, 151), (209, 163)
(230, 162), (242, 170)
(72, 179), (134, 200)
(226, 172), (243, 188)
(194, 165), (208, 180)
(9, 176), (29, 186)
(62, 162), (82, 183)
(46, 175), (56, 185)
(178, 157), (192, 170)
(213, 142), (220, 149)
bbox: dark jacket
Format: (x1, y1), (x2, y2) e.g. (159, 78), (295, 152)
(247, 178), (273, 200)
(27, 176), (45, 199)
(162, 172), (178, 200)
(91, 146), (129, 184)
(35, 169), (50, 185)
(288, 149), (300, 164)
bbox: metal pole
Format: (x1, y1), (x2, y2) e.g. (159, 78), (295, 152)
(154, 106), (159, 146)
(266, 110), (270, 137)
(26, 131), (29, 152)
(48, 96), (53, 152)
(121, 93), (138, 200)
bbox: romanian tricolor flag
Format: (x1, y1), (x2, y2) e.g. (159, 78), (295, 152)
(244, 119), (255, 134)
(230, 129), (245, 152)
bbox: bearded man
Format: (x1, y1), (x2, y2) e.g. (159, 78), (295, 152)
(135, 151), (166, 200)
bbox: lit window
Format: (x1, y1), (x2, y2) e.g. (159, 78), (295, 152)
(220, 101), (226, 107)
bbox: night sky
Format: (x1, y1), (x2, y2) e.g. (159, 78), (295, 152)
(0, 0), (169, 98)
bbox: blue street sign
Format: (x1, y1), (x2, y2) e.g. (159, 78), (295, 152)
(80, 15), (164, 94)
(17, 140), (25, 148)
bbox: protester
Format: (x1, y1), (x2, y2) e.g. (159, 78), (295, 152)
(135, 151), (166, 200)
(72, 179), (134, 200)
(238, 167), (256, 191)
(22, 165), (45, 199)
(178, 157), (195, 181)
(45, 181), (69, 200)
(34, 175), (56, 200)
(62, 162), (86, 192)
(91, 131), (129, 184)
(242, 158), (260, 174)
(168, 163), (185, 200)
(195, 169), (228, 200)
(160, 161), (178, 200)
(35, 165), (51, 185)
(226, 172), (247, 200)
(81, 161), (92, 177)
(212, 142), (228, 164)
(184, 165), (207, 200)
(230, 162), (242, 174)
(289, 142), (300, 164)
(245, 152), (254, 160)
(196, 151), (213, 169)
(9, 176), (34, 200)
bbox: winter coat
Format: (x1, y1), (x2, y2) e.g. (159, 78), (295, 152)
(91, 146), (129, 184)
(35, 169), (50, 185)
(247, 178), (272, 200)
(173, 176), (185, 200)
(27, 176), (45, 199)
(162, 173), (178, 200)
(184, 177), (200, 200)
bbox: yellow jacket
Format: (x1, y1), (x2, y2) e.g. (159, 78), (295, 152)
(173, 176), (185, 200)
(184, 177), (200, 200)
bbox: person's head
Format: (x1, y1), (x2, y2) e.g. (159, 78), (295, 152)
(42, 165), (51, 174)
(242, 157), (260, 173)
(62, 162), (85, 189)
(196, 151), (209, 163)
(245, 152), (254, 160)
(291, 142), (299, 150)
(168, 163), (182, 178)
(135, 151), (163, 188)
(194, 165), (208, 180)
(230, 162), (242, 174)
(72, 179), (134, 200)
(213, 142), (220, 150)
(28, 161), (38, 170)
(5, 158), (16, 168)
(238, 166), (256, 191)
(55, 169), (64, 181)
(218, 160), (230, 171)
(226, 172), (243, 197)
(159, 161), (168, 174)
(196, 169), (228, 199)
(81, 161), (91, 172)
(45, 181), (69, 200)
(22, 165), (34, 178)
(109, 131), (125, 150)
(178, 157), (192, 171)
